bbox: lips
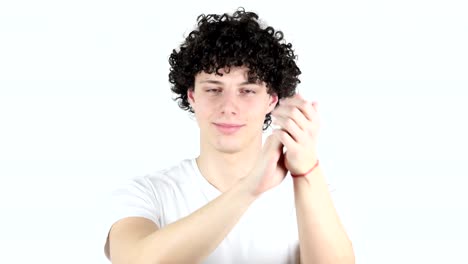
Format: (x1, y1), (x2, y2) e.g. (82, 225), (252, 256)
(213, 123), (245, 134)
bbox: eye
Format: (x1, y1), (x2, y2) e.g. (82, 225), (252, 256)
(206, 88), (221, 93)
(241, 88), (256, 94)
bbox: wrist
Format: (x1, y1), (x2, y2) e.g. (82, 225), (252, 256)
(237, 176), (262, 200)
(291, 159), (320, 178)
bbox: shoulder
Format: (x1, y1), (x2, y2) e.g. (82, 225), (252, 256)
(116, 158), (195, 194)
(105, 158), (197, 216)
(143, 158), (195, 186)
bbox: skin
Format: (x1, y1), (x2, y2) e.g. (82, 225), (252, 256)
(272, 95), (355, 263)
(106, 66), (355, 264)
(188, 66), (283, 193)
(191, 67), (354, 263)
(272, 93), (320, 175)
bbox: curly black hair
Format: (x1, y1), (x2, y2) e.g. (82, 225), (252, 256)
(168, 7), (301, 130)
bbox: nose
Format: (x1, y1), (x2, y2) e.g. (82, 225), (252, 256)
(218, 90), (239, 116)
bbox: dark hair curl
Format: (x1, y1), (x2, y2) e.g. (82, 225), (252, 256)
(168, 7), (301, 130)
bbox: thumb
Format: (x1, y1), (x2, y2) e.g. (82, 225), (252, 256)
(263, 133), (283, 154)
(268, 132), (283, 146)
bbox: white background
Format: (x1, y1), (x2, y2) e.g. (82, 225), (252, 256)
(1, 0), (467, 263)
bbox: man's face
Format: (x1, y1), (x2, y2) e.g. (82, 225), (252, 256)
(188, 66), (278, 154)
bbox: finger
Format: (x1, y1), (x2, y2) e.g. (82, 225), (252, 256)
(272, 104), (309, 131)
(272, 115), (302, 142)
(273, 128), (298, 150)
(312, 101), (319, 112)
(264, 134), (284, 161)
(280, 95), (316, 121)
(264, 133), (282, 149)
(310, 101), (320, 129)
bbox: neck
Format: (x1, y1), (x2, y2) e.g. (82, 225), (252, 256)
(196, 136), (263, 193)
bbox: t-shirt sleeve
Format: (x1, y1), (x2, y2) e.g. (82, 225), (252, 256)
(103, 175), (161, 259)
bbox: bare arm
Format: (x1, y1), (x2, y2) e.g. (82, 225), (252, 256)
(270, 94), (355, 263)
(293, 165), (355, 264)
(108, 178), (256, 264)
(107, 135), (287, 264)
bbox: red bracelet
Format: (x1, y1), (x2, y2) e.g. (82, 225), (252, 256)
(291, 160), (320, 178)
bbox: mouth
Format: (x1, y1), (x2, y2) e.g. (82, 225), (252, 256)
(213, 123), (245, 135)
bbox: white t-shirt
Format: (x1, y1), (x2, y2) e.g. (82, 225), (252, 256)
(104, 158), (301, 263)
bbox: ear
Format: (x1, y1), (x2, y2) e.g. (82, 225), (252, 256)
(267, 93), (279, 113)
(187, 87), (195, 107)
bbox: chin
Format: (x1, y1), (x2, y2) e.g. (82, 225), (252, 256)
(214, 144), (243, 154)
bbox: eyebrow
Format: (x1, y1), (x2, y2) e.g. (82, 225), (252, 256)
(199, 80), (259, 85)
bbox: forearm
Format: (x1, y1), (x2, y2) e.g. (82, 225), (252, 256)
(293, 165), (355, 264)
(135, 178), (257, 264)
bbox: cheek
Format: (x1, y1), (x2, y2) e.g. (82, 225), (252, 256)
(193, 101), (215, 120)
(249, 98), (270, 112)
(246, 104), (270, 123)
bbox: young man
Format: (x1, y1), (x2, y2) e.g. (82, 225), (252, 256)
(104, 8), (354, 264)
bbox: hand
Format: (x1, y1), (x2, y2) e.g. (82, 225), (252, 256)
(244, 133), (288, 196)
(271, 94), (320, 175)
